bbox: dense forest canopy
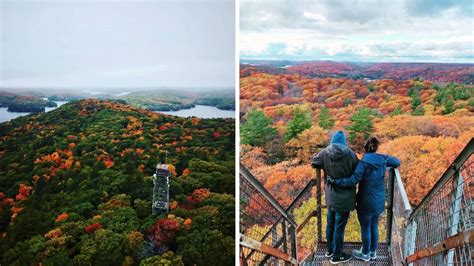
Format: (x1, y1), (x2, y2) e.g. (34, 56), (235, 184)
(0, 99), (235, 265)
(240, 64), (474, 207)
(241, 61), (474, 84)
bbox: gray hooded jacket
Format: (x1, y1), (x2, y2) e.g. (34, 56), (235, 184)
(311, 131), (359, 212)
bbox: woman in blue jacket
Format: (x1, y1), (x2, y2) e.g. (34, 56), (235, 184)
(327, 137), (400, 262)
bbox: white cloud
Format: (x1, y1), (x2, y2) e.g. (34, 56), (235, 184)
(240, 0), (474, 62)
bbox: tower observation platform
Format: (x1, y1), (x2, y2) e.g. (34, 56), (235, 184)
(240, 139), (473, 265)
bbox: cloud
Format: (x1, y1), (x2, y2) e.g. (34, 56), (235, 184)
(1, 1), (235, 88)
(240, 0), (474, 62)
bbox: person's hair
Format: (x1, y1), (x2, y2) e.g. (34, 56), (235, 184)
(364, 136), (379, 153)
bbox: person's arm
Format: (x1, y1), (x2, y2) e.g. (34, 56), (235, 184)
(332, 162), (365, 187)
(351, 151), (359, 170)
(385, 155), (400, 168)
(311, 150), (325, 169)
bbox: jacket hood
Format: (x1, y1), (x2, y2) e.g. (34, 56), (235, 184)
(361, 153), (386, 170)
(330, 131), (347, 146)
(327, 143), (352, 160)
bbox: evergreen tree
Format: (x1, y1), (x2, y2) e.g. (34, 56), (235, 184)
(284, 108), (312, 142)
(409, 87), (426, 116)
(391, 106), (402, 116)
(347, 108), (373, 143)
(410, 89), (421, 111)
(241, 109), (277, 147)
(318, 106), (335, 130)
(443, 99), (455, 114)
(412, 105), (425, 116)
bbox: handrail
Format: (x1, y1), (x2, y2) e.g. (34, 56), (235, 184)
(240, 163), (297, 227)
(409, 138), (473, 220)
(253, 178), (316, 248)
(240, 234), (298, 265)
(406, 228), (474, 263)
(286, 178), (316, 212)
(394, 168), (412, 213)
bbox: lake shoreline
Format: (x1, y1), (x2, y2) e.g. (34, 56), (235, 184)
(0, 102), (234, 123)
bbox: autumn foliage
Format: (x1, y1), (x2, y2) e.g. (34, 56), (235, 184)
(0, 99), (235, 265)
(84, 223), (102, 233)
(147, 218), (180, 247)
(55, 212), (68, 222)
(186, 188), (211, 206)
(240, 64), (473, 207)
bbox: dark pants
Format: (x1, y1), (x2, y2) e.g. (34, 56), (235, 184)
(326, 209), (350, 257)
(357, 212), (380, 254)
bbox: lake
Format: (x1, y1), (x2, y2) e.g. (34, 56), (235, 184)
(159, 105), (235, 119)
(0, 101), (69, 123)
(0, 102), (234, 123)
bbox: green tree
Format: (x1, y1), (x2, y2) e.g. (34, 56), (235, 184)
(317, 106), (335, 130)
(241, 109), (277, 147)
(284, 108), (312, 142)
(75, 229), (125, 265)
(412, 105), (425, 116)
(391, 106), (402, 116)
(176, 229), (234, 266)
(140, 252), (184, 266)
(443, 99), (455, 114)
(347, 108), (373, 144)
(410, 89), (421, 111)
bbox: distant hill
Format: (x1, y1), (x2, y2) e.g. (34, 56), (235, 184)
(241, 61), (474, 84)
(121, 89), (235, 111)
(0, 88), (235, 112)
(0, 91), (57, 112)
(0, 99), (235, 265)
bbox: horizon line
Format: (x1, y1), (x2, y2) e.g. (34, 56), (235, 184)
(239, 58), (474, 65)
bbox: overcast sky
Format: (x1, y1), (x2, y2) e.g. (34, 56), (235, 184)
(241, 0), (473, 63)
(0, 0), (234, 89)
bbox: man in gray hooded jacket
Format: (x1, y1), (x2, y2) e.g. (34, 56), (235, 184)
(311, 130), (358, 264)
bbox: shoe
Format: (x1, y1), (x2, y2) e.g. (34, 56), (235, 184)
(330, 253), (351, 264)
(325, 251), (334, 258)
(352, 249), (370, 262)
(370, 251), (377, 260)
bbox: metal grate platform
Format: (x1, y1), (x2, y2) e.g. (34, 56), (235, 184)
(302, 242), (392, 265)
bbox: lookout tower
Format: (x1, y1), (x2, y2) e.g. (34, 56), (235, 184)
(152, 164), (170, 215)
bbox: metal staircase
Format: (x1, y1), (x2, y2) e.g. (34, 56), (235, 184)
(240, 138), (473, 265)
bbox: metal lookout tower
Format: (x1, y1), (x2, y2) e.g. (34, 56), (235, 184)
(152, 163), (171, 215)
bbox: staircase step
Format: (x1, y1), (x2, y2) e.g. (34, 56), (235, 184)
(302, 243), (392, 265)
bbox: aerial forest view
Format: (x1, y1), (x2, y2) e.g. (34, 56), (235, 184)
(0, 0), (235, 265)
(0, 99), (235, 265)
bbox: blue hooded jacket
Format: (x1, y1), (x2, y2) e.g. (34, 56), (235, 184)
(332, 152), (400, 215)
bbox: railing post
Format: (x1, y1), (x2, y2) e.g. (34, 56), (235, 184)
(282, 220), (289, 266)
(289, 225), (297, 265)
(315, 168), (323, 243)
(446, 171), (463, 264)
(386, 168), (395, 244)
(405, 220), (417, 266)
(271, 226), (278, 266)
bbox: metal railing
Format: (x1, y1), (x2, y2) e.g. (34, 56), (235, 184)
(240, 138), (473, 266)
(404, 138), (473, 265)
(391, 168), (413, 264)
(240, 164), (401, 264)
(240, 164), (298, 265)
